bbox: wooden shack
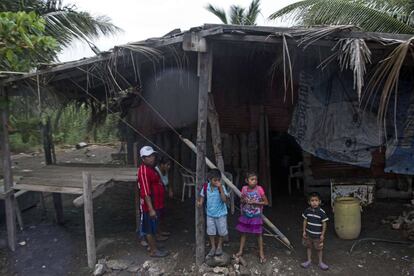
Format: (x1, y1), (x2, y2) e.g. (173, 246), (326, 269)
(1, 24), (414, 266)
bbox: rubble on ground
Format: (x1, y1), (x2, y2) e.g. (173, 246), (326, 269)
(382, 208), (414, 240)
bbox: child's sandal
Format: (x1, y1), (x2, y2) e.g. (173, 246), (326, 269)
(234, 252), (243, 258)
(259, 257), (266, 264)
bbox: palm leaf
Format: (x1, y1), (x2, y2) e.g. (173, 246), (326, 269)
(230, 5), (246, 25)
(0, 0), (121, 48)
(205, 4), (228, 24)
(245, 0), (261, 25)
(269, 0), (414, 34)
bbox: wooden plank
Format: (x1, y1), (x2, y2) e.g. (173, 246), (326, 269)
(203, 23), (414, 41)
(72, 181), (114, 207)
(13, 183), (83, 194)
(16, 179), (104, 189)
(52, 193), (64, 225)
(83, 172), (96, 269)
(1, 55), (109, 85)
(0, 87), (16, 251)
(195, 50), (211, 266)
(1, 36), (183, 86)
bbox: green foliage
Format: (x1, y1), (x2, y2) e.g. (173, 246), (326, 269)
(8, 99), (119, 152)
(269, 0), (414, 34)
(206, 0), (261, 25)
(0, 0), (121, 48)
(53, 103), (118, 145)
(0, 11), (58, 71)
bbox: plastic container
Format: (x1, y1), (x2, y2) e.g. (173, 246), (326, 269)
(334, 196), (361, 239)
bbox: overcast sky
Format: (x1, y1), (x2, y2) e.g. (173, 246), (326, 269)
(59, 0), (297, 62)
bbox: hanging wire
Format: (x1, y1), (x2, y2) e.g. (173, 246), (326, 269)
(107, 63), (184, 139)
(68, 77), (194, 175)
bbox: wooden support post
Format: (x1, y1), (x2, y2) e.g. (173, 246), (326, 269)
(126, 119), (136, 165)
(195, 50), (211, 266)
(172, 133), (181, 196)
(207, 94), (224, 173)
(259, 108), (272, 206)
(133, 142), (138, 167)
(82, 172), (96, 269)
(52, 193), (64, 225)
(134, 179), (140, 236)
(41, 116), (53, 165)
(0, 87), (16, 251)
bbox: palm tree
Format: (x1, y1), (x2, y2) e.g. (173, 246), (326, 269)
(269, 0), (414, 34)
(206, 0), (261, 25)
(0, 0), (121, 50)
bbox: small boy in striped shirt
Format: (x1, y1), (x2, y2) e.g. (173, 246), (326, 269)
(301, 192), (329, 270)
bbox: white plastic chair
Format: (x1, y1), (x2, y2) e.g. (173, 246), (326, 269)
(288, 162), (303, 195)
(181, 169), (196, 202)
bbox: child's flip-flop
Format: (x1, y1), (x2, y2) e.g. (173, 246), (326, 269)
(233, 252), (243, 258)
(150, 249), (169, 258)
(156, 235), (169, 242)
(215, 247), (223, 256)
(301, 260), (311, 269)
(319, 262), (329, 270)
(207, 248), (216, 258)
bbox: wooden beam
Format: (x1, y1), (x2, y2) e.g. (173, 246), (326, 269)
(195, 49), (211, 266)
(0, 87), (16, 251)
(82, 172), (96, 269)
(203, 23), (414, 41)
(72, 181), (114, 207)
(52, 193), (64, 225)
(209, 34), (402, 50)
(1, 36), (184, 86)
(13, 183), (84, 194)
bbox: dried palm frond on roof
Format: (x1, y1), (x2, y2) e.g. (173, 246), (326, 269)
(319, 38), (372, 102)
(364, 36), (414, 139)
(291, 25), (356, 48)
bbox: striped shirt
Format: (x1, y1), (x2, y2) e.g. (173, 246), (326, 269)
(302, 207), (329, 238)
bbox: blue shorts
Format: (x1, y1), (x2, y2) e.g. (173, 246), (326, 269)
(206, 215), (228, 236)
(142, 212), (159, 235)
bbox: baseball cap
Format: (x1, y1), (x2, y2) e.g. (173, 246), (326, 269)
(140, 146), (156, 157)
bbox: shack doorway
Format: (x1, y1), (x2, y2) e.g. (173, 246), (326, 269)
(269, 132), (303, 197)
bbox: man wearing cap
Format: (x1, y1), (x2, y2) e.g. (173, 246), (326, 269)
(137, 146), (168, 257)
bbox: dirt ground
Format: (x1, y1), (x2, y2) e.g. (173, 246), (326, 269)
(1, 145), (414, 275)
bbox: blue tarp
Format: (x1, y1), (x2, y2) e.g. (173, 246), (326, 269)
(289, 68), (381, 168)
(385, 81), (414, 175)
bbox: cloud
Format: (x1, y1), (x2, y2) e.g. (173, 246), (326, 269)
(59, 0), (296, 62)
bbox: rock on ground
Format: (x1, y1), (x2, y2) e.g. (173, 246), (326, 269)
(106, 259), (129, 270)
(205, 252), (231, 267)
